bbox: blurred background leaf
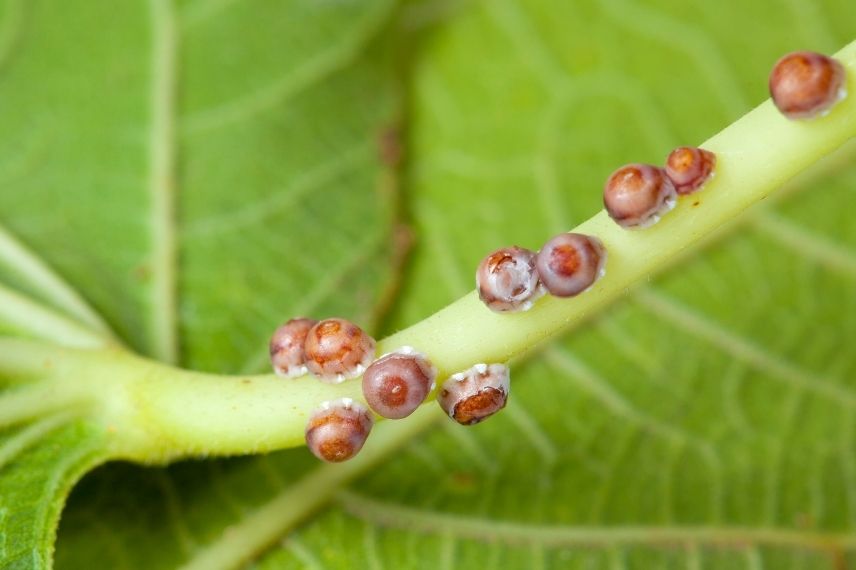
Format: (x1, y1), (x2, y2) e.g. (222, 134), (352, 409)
(0, 0), (403, 566)
(0, 0), (854, 568)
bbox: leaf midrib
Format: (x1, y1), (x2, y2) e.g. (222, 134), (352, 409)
(147, 0), (179, 365)
(338, 490), (856, 555)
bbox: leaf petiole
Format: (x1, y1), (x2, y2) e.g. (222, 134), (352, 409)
(4, 39), (856, 465)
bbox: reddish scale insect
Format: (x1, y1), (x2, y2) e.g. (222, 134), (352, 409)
(603, 163), (677, 230)
(476, 246), (543, 313)
(535, 233), (607, 298)
(304, 318), (376, 383)
(269, 317), (317, 378)
(438, 363), (510, 426)
(769, 51), (846, 120)
(305, 398), (373, 463)
(664, 147), (717, 196)
(362, 347), (437, 419)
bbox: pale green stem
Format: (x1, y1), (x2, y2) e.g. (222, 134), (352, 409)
(6, 40), (856, 463)
(379, 40), (856, 377)
(0, 380), (92, 429)
(0, 336), (64, 377)
(0, 339), (103, 426)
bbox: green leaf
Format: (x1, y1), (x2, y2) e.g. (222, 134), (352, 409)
(256, 0), (856, 566)
(1, 0), (855, 570)
(0, 0), (401, 566)
(0, 419), (105, 569)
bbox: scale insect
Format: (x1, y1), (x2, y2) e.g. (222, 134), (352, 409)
(303, 318), (376, 383)
(664, 146), (716, 196)
(603, 163), (677, 229)
(305, 398), (374, 463)
(438, 363), (510, 426)
(362, 347), (437, 419)
(769, 51), (847, 120)
(535, 232), (607, 298)
(269, 317), (317, 378)
(476, 246), (543, 313)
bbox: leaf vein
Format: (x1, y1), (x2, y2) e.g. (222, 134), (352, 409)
(599, 0), (748, 118)
(338, 490), (856, 553)
(753, 212), (856, 281)
(0, 413), (76, 470)
(148, 0), (180, 364)
(179, 0), (394, 135)
(635, 289), (856, 409)
(0, 224), (115, 337)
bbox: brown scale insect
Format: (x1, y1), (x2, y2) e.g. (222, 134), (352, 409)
(535, 233), (607, 298)
(438, 363), (510, 426)
(664, 147), (716, 196)
(269, 317), (317, 378)
(476, 246), (542, 313)
(305, 398), (373, 463)
(603, 163), (677, 230)
(304, 318), (376, 383)
(362, 347), (437, 419)
(769, 51), (846, 120)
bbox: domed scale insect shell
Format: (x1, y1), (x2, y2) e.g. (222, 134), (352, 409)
(304, 318), (376, 383)
(535, 233), (607, 298)
(438, 363), (510, 426)
(603, 163), (677, 230)
(305, 398), (374, 463)
(362, 346), (437, 419)
(476, 246), (543, 313)
(664, 146), (717, 196)
(769, 51), (846, 120)
(269, 317), (317, 378)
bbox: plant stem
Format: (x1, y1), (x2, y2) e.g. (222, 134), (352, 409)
(0, 337), (64, 378)
(380, 38), (856, 377)
(6, 40), (856, 462)
(0, 380), (91, 429)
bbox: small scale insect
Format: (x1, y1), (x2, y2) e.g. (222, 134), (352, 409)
(769, 51), (846, 120)
(476, 246), (543, 313)
(438, 363), (510, 425)
(535, 233), (607, 297)
(664, 147), (716, 195)
(603, 163), (677, 229)
(305, 398), (373, 463)
(362, 347), (437, 419)
(304, 318), (376, 383)
(269, 317), (317, 378)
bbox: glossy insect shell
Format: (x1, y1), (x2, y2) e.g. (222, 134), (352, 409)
(269, 317), (317, 378)
(362, 348), (437, 419)
(603, 164), (677, 230)
(769, 51), (846, 120)
(304, 318), (376, 383)
(476, 246), (542, 313)
(535, 233), (606, 298)
(664, 147), (716, 196)
(438, 363), (510, 426)
(305, 398), (374, 463)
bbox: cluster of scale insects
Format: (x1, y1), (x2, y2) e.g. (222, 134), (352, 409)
(268, 50), (847, 464)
